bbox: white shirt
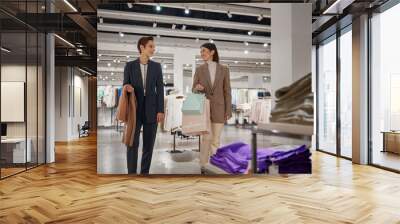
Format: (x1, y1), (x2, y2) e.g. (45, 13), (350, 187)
(140, 63), (148, 95)
(207, 60), (217, 86)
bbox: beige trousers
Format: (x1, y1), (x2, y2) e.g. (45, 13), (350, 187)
(200, 123), (224, 166)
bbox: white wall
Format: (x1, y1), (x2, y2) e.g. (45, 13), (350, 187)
(271, 4), (311, 100)
(54, 67), (89, 141)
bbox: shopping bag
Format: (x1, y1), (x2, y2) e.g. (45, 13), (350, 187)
(181, 93), (205, 115)
(182, 99), (211, 135)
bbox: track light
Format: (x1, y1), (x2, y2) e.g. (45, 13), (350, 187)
(156, 4), (161, 11)
(127, 3), (133, 8)
(97, 58), (99, 62)
(195, 38), (199, 43)
(209, 39), (214, 43)
(107, 63), (111, 67)
(234, 61), (238, 64)
(258, 14), (264, 21)
(119, 32), (124, 37)
(113, 59), (117, 63)
(248, 31), (253, 36)
(157, 34), (161, 38)
(172, 24), (176, 29)
(1, 47), (11, 53)
(99, 17), (103, 24)
(182, 25), (186, 30)
(244, 41), (249, 46)
(163, 64), (167, 69)
(153, 22), (157, 28)
(261, 62), (264, 65)
(227, 10), (232, 18)
(126, 55), (130, 58)
(256, 62), (259, 65)
(244, 50), (249, 54)
(63, 0), (78, 12)
(263, 43), (268, 47)
(111, 72), (114, 75)
(54, 34), (75, 48)
(185, 7), (190, 14)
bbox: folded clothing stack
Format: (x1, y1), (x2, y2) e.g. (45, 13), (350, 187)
(270, 73), (313, 125)
(268, 145), (312, 174)
(209, 142), (312, 174)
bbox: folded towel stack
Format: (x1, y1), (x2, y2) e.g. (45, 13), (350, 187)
(270, 73), (314, 125)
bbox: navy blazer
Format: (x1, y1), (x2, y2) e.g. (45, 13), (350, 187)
(123, 58), (164, 123)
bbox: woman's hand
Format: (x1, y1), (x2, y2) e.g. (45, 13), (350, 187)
(123, 84), (134, 93)
(194, 84), (205, 91)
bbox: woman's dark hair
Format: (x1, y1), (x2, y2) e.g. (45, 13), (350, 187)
(137, 36), (154, 53)
(201, 42), (219, 63)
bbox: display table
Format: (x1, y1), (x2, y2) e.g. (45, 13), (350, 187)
(1, 138), (32, 164)
(251, 123), (312, 174)
(382, 131), (400, 154)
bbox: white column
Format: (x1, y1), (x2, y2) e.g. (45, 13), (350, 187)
(46, 32), (55, 163)
(173, 48), (197, 94)
(270, 4), (312, 100)
(352, 14), (369, 164)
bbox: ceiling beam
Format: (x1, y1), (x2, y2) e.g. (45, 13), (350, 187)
(98, 23), (270, 43)
(97, 9), (270, 33)
(135, 3), (270, 18)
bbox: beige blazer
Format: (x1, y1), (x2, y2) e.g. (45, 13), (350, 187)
(192, 63), (232, 123)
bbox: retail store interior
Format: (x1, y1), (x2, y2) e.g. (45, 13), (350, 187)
(1, 0), (400, 223)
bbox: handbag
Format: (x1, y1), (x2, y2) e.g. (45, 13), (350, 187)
(181, 93), (205, 115)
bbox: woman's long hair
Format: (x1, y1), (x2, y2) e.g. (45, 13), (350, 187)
(201, 42), (219, 63)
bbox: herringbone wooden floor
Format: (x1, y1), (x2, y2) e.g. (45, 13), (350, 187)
(1, 134), (400, 224)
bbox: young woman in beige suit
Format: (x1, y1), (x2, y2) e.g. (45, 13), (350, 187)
(192, 43), (232, 172)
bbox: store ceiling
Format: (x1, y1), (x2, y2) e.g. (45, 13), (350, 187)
(97, 2), (270, 85)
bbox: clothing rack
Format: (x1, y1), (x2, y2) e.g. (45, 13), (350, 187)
(169, 130), (201, 153)
(251, 123), (313, 174)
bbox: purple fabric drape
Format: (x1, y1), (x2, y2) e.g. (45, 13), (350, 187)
(209, 142), (312, 174)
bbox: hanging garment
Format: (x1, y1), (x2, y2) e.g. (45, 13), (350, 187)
(181, 99), (211, 136)
(115, 86), (137, 147)
(249, 99), (272, 124)
(163, 94), (184, 131)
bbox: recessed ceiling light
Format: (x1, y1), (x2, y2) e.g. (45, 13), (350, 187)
(111, 72), (114, 75)
(126, 55), (130, 58)
(234, 61), (238, 64)
(97, 58), (99, 62)
(185, 7), (190, 14)
(256, 62), (259, 65)
(195, 38), (199, 43)
(113, 59), (117, 63)
(260, 62), (264, 65)
(244, 41), (249, 46)
(156, 4), (161, 11)
(209, 39), (214, 43)
(107, 63), (111, 67)
(99, 54), (102, 57)
(263, 43), (268, 47)
(119, 32), (124, 37)
(248, 31), (253, 35)
(163, 64), (167, 69)
(244, 50), (249, 54)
